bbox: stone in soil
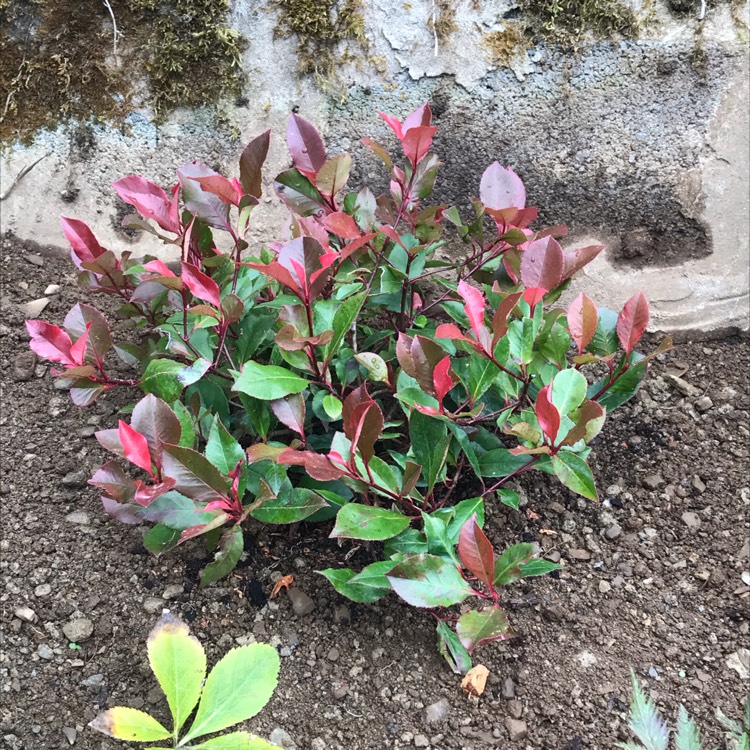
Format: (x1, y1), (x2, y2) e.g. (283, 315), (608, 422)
(13, 351), (37, 381)
(642, 474), (665, 490)
(62, 469), (89, 488)
(269, 728), (297, 749)
(505, 718), (528, 741)
(14, 606), (36, 622)
(65, 511), (90, 525)
(63, 618), (94, 643)
(21, 298), (49, 317)
(44, 284), (61, 295)
(569, 549), (591, 561)
(287, 588), (315, 616)
(605, 523), (622, 540)
(681, 512), (701, 530)
(162, 584), (184, 600)
(425, 698), (450, 725)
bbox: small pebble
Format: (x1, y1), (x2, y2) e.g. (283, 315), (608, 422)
(65, 511), (90, 525)
(34, 583), (51, 597)
(61, 727), (77, 746)
(44, 284), (61, 295)
(287, 588), (315, 617)
(22, 298), (50, 317)
(425, 698), (450, 725)
(37, 644), (54, 660)
(642, 474), (665, 490)
(694, 396), (713, 412)
(599, 580), (611, 594)
(14, 606), (36, 623)
(605, 524), (622, 540)
(162, 584), (184, 600)
(681, 512), (701, 530)
(143, 597), (164, 615)
(63, 618), (94, 643)
(505, 718), (528, 741)
(569, 549), (591, 561)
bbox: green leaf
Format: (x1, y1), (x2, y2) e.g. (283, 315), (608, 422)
(383, 528), (429, 556)
(552, 451), (597, 500)
(191, 732), (280, 750)
(201, 526), (244, 587)
(508, 318), (535, 365)
(386, 554), (474, 608)
(497, 489), (520, 510)
(588, 307), (619, 357)
(147, 613), (206, 733)
(322, 394), (343, 420)
(181, 644), (280, 744)
(319, 561), (394, 603)
(436, 620), (473, 675)
(456, 607), (513, 652)
(142, 359), (188, 402)
(89, 707), (170, 742)
(477, 448), (530, 478)
(590, 362), (648, 412)
(330, 503), (410, 541)
(141, 491), (215, 530)
(675, 705), (703, 750)
(231, 362), (309, 401)
(274, 168), (325, 216)
(323, 291), (366, 360)
(520, 559), (561, 577)
(422, 512), (455, 560)
(355, 352), (389, 383)
(446, 497), (486, 543)
(493, 543), (535, 586)
(252, 488), (327, 524)
(409, 410), (450, 494)
(551, 369), (588, 417)
(172, 400), (197, 448)
(618, 669), (669, 750)
(206, 417), (245, 474)
(143, 524), (181, 555)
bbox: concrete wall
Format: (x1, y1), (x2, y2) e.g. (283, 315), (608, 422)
(1, 0), (748, 333)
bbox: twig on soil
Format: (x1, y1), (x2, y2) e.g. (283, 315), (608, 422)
(102, 0), (122, 58)
(0, 152), (51, 202)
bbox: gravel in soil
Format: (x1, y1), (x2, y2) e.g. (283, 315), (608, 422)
(2, 238), (749, 750)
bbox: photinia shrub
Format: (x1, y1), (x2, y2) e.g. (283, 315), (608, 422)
(27, 103), (669, 672)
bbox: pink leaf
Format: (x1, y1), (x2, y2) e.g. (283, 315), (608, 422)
(479, 163), (526, 211)
(181, 262), (222, 308)
(192, 174), (243, 206)
(567, 292), (598, 354)
(535, 385), (560, 444)
(60, 217), (105, 269)
(522, 287), (547, 309)
(458, 514), (495, 587)
(616, 291), (650, 354)
(26, 320), (74, 365)
(143, 259), (177, 277)
(69, 322), (92, 366)
(323, 211), (361, 240)
(562, 244), (605, 279)
(378, 112), (404, 140)
(520, 236), (564, 291)
(435, 323), (472, 343)
(112, 176), (181, 233)
(270, 394), (306, 438)
(118, 420), (153, 475)
(401, 125), (438, 167)
(401, 103), (432, 133)
(287, 113), (327, 174)
(433, 356), (455, 408)
(457, 281), (487, 341)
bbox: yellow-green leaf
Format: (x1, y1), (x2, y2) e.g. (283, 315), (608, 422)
(89, 707), (171, 742)
(180, 643), (280, 744)
(192, 731), (281, 749)
(147, 612), (207, 733)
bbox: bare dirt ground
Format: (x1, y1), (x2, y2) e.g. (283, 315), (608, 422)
(2, 238), (748, 750)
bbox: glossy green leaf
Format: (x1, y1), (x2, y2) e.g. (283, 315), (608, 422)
(142, 359), (187, 402)
(147, 613), (206, 733)
(323, 291), (366, 360)
(330, 503), (410, 541)
(143, 524), (181, 555)
(552, 451), (597, 500)
(497, 488), (520, 510)
(456, 607), (513, 651)
(322, 394), (343, 420)
(231, 362), (308, 401)
(319, 560), (394, 603)
(446, 497), (485, 542)
(477, 448), (530, 478)
(386, 554), (474, 608)
(89, 707), (170, 742)
(252, 488), (327, 524)
(436, 620), (473, 675)
(409, 410), (450, 493)
(520, 558), (561, 577)
(206, 417), (245, 474)
(181, 644), (280, 743)
(200, 526), (244, 587)
(551, 369), (588, 417)
(493, 543), (534, 586)
(590, 362), (647, 412)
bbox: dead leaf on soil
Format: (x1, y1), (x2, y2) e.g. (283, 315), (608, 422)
(271, 574), (294, 599)
(461, 664), (490, 696)
(540, 528), (557, 536)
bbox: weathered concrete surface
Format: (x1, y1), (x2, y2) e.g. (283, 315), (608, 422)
(1, 0), (748, 333)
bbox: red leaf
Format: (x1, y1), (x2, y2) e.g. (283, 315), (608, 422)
(26, 320), (74, 365)
(244, 260), (302, 298)
(270, 394), (306, 438)
(60, 217), (105, 269)
(131, 394), (181, 460)
(458, 514), (495, 587)
(89, 460), (133, 503)
(567, 292), (598, 354)
(192, 174), (243, 206)
(287, 113), (327, 174)
(520, 236), (564, 291)
(491, 291), (522, 348)
(277, 448), (344, 481)
(401, 125), (438, 167)
(143, 259), (176, 277)
(240, 129), (271, 198)
(616, 291), (650, 354)
(181, 262), (222, 308)
(118, 420), (153, 474)
(322, 211), (361, 240)
(535, 385), (560, 444)
(435, 323), (473, 344)
(433, 356), (455, 408)
(63, 303), (111, 362)
(69, 322), (91, 366)
(457, 281), (487, 342)
(348, 401), (384, 462)
(479, 162), (526, 211)
(396, 333), (416, 377)
(411, 335), (447, 397)
(338, 232), (377, 264)
(522, 287), (547, 309)
(562, 244), (605, 279)
(112, 176), (181, 233)
(378, 111), (404, 140)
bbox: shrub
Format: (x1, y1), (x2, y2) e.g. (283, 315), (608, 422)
(26, 103), (668, 672)
(90, 612), (280, 748)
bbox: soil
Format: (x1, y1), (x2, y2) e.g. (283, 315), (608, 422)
(1, 237), (748, 750)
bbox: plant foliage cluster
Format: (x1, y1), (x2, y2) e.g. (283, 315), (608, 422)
(27, 103), (668, 671)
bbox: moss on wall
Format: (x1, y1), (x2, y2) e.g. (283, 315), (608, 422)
(273, 0), (365, 87)
(0, 0), (244, 145)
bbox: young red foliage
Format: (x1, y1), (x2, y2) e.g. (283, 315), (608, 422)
(617, 291), (650, 354)
(535, 384), (561, 444)
(567, 292), (598, 354)
(458, 514), (495, 588)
